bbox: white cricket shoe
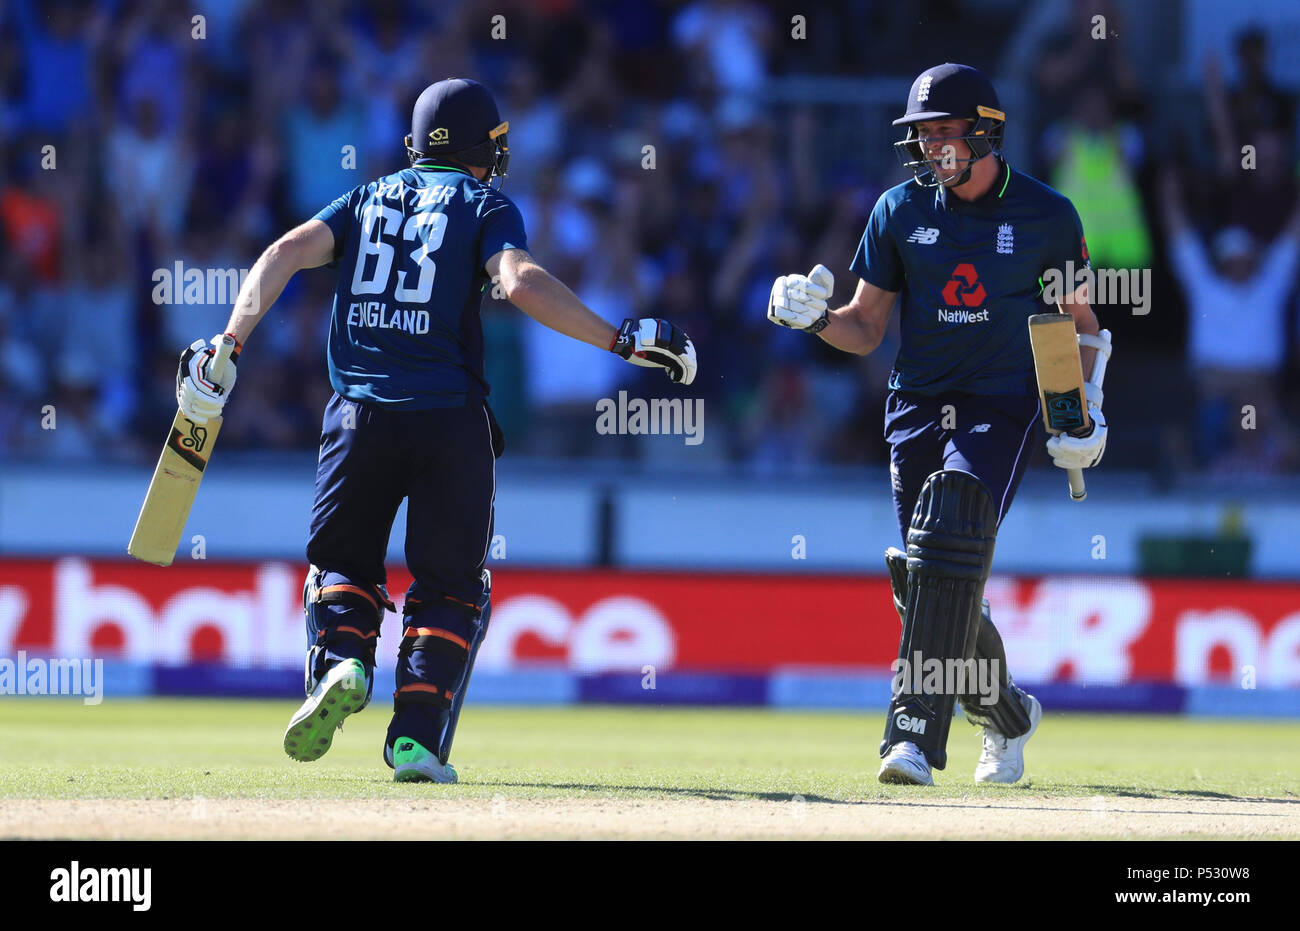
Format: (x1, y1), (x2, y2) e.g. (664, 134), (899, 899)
(974, 692), (1042, 784)
(878, 740), (934, 786)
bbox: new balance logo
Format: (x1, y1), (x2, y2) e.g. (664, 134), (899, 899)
(906, 227), (939, 245)
(895, 712), (927, 735)
(970, 423), (991, 433)
(996, 223), (1014, 254)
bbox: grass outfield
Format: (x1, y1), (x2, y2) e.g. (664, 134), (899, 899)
(1, 699), (1297, 800)
(1, 700), (1297, 838)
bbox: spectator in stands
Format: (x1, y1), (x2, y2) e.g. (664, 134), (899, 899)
(28, 352), (122, 462)
(282, 57), (365, 222)
(0, 279), (46, 438)
(189, 108), (276, 242)
(1204, 52), (1298, 242)
(671, 0), (771, 104)
(519, 159), (627, 457)
(1, 0), (1210, 477)
(1223, 25), (1296, 138)
(0, 144), (63, 286)
(107, 95), (194, 241)
(1160, 171), (1300, 476)
(111, 1), (192, 136)
(64, 230), (136, 431)
(1034, 0), (1141, 123)
(498, 61), (564, 192)
(8, 0), (101, 135)
(1043, 86), (1151, 276)
(744, 363), (823, 473)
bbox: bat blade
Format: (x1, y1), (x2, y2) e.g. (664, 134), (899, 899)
(127, 411), (224, 566)
(1027, 313), (1090, 502)
(127, 336), (236, 566)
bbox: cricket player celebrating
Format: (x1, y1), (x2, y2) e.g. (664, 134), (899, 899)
(768, 64), (1110, 785)
(176, 78), (697, 782)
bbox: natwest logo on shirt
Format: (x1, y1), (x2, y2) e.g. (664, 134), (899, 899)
(941, 263), (986, 307)
(938, 307), (990, 323)
(937, 263), (989, 323)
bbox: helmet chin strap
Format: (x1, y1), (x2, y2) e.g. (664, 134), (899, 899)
(931, 149), (998, 190)
(935, 161), (974, 189)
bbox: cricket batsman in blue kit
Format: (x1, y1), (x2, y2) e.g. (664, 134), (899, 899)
(175, 78), (697, 783)
(769, 64), (1112, 785)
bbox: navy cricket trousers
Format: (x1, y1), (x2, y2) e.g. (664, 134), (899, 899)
(884, 389), (1041, 540)
(306, 393), (503, 753)
(307, 393), (502, 597)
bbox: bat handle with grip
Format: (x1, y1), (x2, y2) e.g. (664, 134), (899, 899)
(1068, 467), (1086, 501)
(207, 334), (238, 382)
(1065, 409), (1090, 502)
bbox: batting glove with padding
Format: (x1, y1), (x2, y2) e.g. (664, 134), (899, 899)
(611, 318), (697, 385)
(768, 264), (834, 332)
(1047, 403), (1106, 470)
(177, 334), (239, 423)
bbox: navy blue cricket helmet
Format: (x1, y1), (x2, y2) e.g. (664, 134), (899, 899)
(892, 63), (1005, 188)
(405, 78), (510, 188)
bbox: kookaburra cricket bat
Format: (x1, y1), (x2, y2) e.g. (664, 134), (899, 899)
(127, 335), (237, 566)
(1027, 313), (1091, 502)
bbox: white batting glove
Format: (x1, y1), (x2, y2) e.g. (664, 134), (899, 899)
(1047, 403), (1106, 470)
(768, 264), (833, 332)
(610, 318), (698, 385)
(176, 335), (239, 423)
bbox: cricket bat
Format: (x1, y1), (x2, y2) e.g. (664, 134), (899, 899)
(1027, 313), (1091, 502)
(127, 335), (237, 566)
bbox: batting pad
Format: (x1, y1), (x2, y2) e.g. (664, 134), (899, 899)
(882, 470), (998, 770)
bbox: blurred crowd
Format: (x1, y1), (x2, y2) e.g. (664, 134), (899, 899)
(0, 0), (1297, 478)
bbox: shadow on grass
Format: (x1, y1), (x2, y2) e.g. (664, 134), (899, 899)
(474, 781), (1297, 815)
(1078, 785), (1300, 804)
(485, 782), (849, 804)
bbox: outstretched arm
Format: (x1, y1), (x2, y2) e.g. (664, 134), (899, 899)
(1203, 55), (1239, 178)
(177, 219), (337, 423)
(486, 247), (617, 349)
(225, 219), (337, 345)
(489, 248), (696, 384)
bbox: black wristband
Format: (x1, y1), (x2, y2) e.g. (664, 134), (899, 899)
(610, 318), (637, 359)
(807, 312), (830, 334)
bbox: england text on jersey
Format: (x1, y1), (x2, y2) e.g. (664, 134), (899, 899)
(313, 164), (528, 409)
